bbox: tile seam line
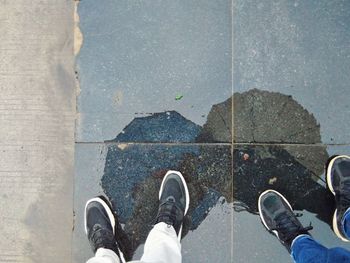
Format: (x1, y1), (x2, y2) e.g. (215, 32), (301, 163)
(234, 143), (350, 146)
(75, 142), (232, 146)
(74, 142), (350, 146)
(231, 0), (234, 259)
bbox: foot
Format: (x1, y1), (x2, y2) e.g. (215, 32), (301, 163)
(84, 196), (121, 256)
(155, 170), (190, 240)
(326, 155), (350, 242)
(258, 190), (313, 252)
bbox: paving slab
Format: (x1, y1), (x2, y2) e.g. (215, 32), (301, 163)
(76, 0), (232, 142)
(233, 144), (350, 262)
(233, 0), (350, 144)
(73, 143), (232, 263)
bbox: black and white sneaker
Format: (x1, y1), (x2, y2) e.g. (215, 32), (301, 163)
(84, 196), (125, 261)
(155, 170), (190, 241)
(258, 190), (313, 252)
(326, 155), (350, 242)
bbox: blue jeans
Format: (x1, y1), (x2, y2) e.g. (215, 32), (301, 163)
(291, 235), (350, 263)
(291, 211), (350, 263)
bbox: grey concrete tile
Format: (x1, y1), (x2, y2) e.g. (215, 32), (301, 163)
(233, 144), (350, 262)
(73, 144), (106, 263)
(74, 143), (232, 262)
(233, 0), (350, 144)
(76, 0), (232, 142)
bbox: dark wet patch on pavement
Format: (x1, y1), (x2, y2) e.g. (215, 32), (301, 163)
(84, 88), (332, 259)
(233, 89), (321, 144)
(109, 111), (201, 143)
(233, 144), (332, 225)
(74, 89), (348, 262)
(102, 144), (232, 252)
(233, 145), (350, 262)
(73, 143), (232, 262)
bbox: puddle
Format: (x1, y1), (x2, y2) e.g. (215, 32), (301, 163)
(99, 89), (330, 257)
(102, 143), (232, 255)
(233, 89), (321, 144)
(233, 145), (332, 224)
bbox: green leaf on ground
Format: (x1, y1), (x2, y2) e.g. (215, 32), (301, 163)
(175, 95), (183, 100)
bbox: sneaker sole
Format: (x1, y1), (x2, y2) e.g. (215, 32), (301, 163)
(258, 189), (293, 237)
(159, 170), (190, 241)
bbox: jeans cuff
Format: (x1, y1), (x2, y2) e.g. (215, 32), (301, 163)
(290, 234), (312, 251)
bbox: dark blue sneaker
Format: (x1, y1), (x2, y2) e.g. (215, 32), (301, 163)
(155, 170), (190, 240)
(258, 190), (312, 252)
(84, 196), (124, 260)
(326, 155), (350, 242)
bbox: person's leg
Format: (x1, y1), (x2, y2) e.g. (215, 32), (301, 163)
(84, 196), (126, 263)
(291, 235), (328, 263)
(86, 248), (121, 263)
(291, 234), (350, 263)
(343, 209), (350, 239)
(258, 190), (350, 263)
(140, 170), (190, 263)
(140, 222), (181, 263)
(326, 155), (350, 242)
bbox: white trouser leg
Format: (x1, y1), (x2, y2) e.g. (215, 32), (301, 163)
(86, 248), (121, 263)
(140, 222), (182, 263)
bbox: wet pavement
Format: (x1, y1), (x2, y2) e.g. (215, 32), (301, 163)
(234, 0), (350, 144)
(74, 144), (233, 262)
(76, 0), (232, 142)
(74, 0), (350, 262)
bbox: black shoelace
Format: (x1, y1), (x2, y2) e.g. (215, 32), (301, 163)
(338, 180), (350, 210)
(156, 200), (179, 227)
(269, 212), (313, 243)
(89, 225), (119, 255)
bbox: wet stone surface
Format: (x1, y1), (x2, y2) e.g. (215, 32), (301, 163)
(234, 0), (350, 144)
(233, 145), (350, 262)
(76, 0), (232, 142)
(74, 142), (350, 262)
(233, 144), (332, 224)
(75, 0), (350, 262)
(233, 89), (321, 144)
(73, 143), (232, 263)
(104, 144), (232, 259)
